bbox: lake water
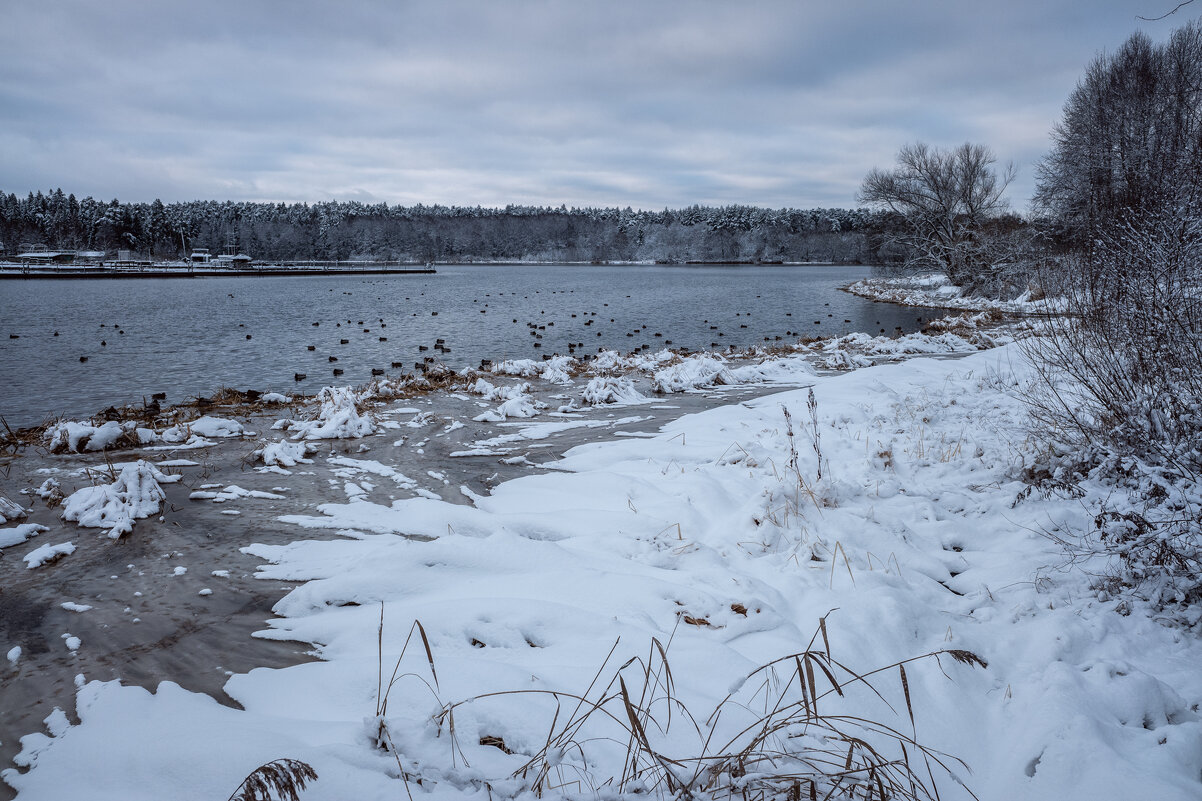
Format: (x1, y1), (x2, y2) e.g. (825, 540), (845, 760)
(0, 264), (940, 428)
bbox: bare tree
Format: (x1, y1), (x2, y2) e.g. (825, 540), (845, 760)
(859, 142), (1015, 287)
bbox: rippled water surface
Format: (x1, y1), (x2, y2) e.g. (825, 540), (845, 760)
(0, 264), (940, 427)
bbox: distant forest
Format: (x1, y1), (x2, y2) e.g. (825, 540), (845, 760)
(0, 190), (906, 264)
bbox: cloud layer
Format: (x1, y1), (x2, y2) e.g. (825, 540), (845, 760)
(1, 1), (1193, 209)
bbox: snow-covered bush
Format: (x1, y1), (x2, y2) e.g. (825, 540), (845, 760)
(257, 439), (316, 468)
(290, 387), (376, 440)
(580, 376), (646, 405)
(1021, 214), (1202, 616)
(492, 356), (576, 384)
(61, 460), (180, 539)
(651, 355), (733, 393)
(1015, 20), (1202, 619)
(45, 420), (159, 453)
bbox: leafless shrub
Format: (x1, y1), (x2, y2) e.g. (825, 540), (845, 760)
(1020, 211), (1202, 612)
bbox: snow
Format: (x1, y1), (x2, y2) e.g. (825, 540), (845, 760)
(0, 523), (47, 548)
(491, 355), (576, 384)
(60, 460), (181, 539)
(472, 393), (547, 422)
(189, 485), (286, 503)
(580, 376), (648, 406)
(160, 416), (245, 443)
(257, 439), (316, 469)
(42, 709), (69, 739)
(23, 541), (75, 569)
(328, 457), (421, 492)
(35, 479), (62, 503)
(7, 343), (1202, 801)
(470, 378), (532, 402)
(0, 496), (28, 523)
(287, 386), (377, 440)
(589, 348), (677, 374)
(45, 421), (159, 453)
(470, 380), (548, 422)
(174, 416), (245, 439)
(846, 272), (1062, 314)
(651, 354), (735, 392)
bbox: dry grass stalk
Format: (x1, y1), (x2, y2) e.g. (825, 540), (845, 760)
(404, 614), (987, 800)
(225, 758), (317, 801)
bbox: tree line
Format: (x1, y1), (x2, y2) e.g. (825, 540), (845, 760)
(0, 193), (898, 265)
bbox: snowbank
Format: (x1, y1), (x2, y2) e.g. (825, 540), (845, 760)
(469, 378), (548, 421)
(845, 273), (1060, 314)
(491, 355), (577, 384)
(60, 460), (181, 539)
(472, 394), (547, 422)
(588, 348), (677, 374)
(469, 379), (532, 403)
(651, 354), (735, 392)
(10, 345), (1202, 801)
(580, 376), (648, 405)
(0, 496), (27, 524)
(45, 420), (159, 453)
(813, 329), (988, 369)
(0, 523), (47, 549)
(23, 541), (75, 569)
(163, 416), (245, 441)
(256, 440), (316, 469)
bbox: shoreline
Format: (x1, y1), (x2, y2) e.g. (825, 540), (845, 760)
(0, 353), (849, 796)
(0, 290), (1036, 799)
(0, 265), (936, 431)
(0, 260), (864, 280)
(842, 271), (1058, 315)
(0, 301), (1006, 448)
(0, 311), (1010, 797)
(7, 320), (1200, 800)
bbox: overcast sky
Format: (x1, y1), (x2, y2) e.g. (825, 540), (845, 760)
(1, 1), (1195, 211)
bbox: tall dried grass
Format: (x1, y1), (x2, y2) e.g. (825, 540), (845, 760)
(374, 610), (985, 800)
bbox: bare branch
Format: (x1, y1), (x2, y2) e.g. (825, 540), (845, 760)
(1137, 0), (1196, 21)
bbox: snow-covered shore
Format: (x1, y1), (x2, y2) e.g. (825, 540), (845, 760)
(3, 332), (1201, 801)
(845, 272), (1061, 314)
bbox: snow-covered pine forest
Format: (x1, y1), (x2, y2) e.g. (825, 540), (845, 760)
(0, 197), (904, 264)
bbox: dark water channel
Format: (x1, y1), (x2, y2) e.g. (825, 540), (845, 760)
(0, 264), (939, 428)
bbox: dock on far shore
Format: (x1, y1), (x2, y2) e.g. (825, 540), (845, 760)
(0, 260), (437, 279)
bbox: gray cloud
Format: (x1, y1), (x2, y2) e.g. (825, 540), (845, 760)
(1, 0), (1194, 210)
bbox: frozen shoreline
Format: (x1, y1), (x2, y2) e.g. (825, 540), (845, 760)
(0, 363), (828, 800)
(4, 320), (1201, 801)
(844, 271), (1060, 314)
